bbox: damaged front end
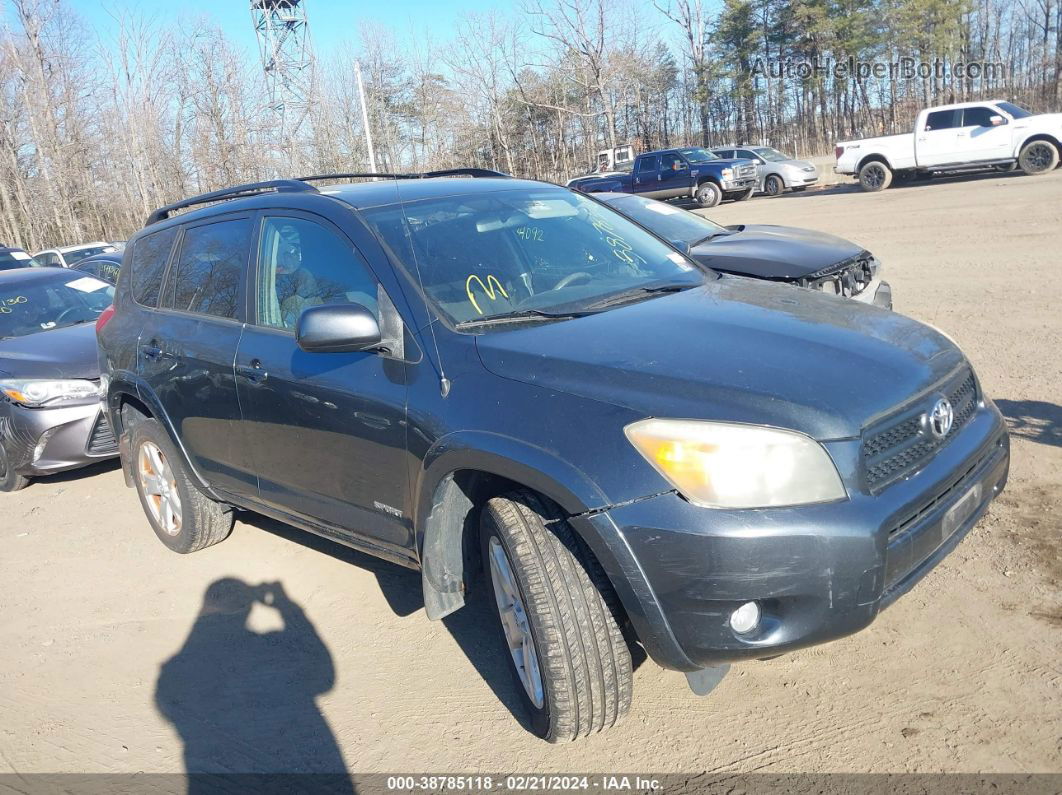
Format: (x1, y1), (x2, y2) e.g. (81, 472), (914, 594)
(797, 253), (892, 308)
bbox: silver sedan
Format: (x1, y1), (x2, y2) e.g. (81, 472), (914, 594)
(712, 146), (819, 197)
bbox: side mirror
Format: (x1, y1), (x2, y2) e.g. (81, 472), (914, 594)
(296, 303), (381, 354)
(988, 115), (1006, 127)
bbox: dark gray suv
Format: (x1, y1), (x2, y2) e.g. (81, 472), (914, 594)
(97, 171), (1010, 742)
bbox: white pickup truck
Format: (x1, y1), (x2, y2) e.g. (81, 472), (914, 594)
(835, 100), (1062, 191)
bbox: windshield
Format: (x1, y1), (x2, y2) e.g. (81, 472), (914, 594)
(0, 275), (114, 339)
(607, 195), (726, 248)
(752, 147), (790, 162)
(63, 245), (116, 265)
(997, 102), (1032, 119)
(361, 187), (708, 326)
(677, 148), (720, 164)
(0, 250), (38, 271)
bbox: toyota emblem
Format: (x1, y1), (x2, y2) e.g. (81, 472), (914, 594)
(928, 398), (954, 439)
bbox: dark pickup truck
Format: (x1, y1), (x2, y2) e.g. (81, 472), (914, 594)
(567, 147), (759, 208)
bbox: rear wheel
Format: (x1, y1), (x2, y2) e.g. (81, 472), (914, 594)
(858, 160), (893, 192)
(695, 181), (722, 208)
(480, 490), (632, 742)
(129, 419), (233, 553)
(0, 444), (30, 492)
(763, 174), (785, 197)
(1018, 140), (1059, 175)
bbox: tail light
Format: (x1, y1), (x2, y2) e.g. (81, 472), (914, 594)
(834, 145), (845, 160)
(96, 304), (116, 333)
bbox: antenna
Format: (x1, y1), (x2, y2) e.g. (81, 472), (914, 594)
(250, 0), (313, 137)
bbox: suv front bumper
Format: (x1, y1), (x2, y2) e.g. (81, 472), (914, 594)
(584, 402), (1008, 670)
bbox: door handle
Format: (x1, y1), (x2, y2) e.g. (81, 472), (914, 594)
(236, 359), (268, 383)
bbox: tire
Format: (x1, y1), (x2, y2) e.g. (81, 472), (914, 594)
(763, 174), (785, 197)
(695, 181), (722, 208)
(731, 187), (754, 201)
(480, 490), (632, 742)
(858, 160), (892, 192)
(0, 443), (30, 492)
(1018, 140), (1059, 175)
(129, 419), (233, 553)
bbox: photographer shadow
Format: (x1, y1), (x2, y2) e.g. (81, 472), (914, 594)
(155, 577), (355, 791)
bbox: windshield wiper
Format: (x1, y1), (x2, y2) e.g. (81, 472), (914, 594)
(455, 308), (589, 329)
(579, 283), (694, 311)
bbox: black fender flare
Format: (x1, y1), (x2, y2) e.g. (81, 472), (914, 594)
(414, 431), (694, 669)
(105, 371), (221, 499)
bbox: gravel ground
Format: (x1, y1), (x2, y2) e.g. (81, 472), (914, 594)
(1, 168), (1060, 778)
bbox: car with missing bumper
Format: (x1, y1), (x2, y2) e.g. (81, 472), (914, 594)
(1, 268), (117, 491)
(595, 192), (891, 308)
(98, 170), (1008, 742)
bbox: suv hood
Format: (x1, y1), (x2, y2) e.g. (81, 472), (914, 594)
(475, 278), (963, 440)
(692, 224), (865, 279)
(0, 323), (100, 380)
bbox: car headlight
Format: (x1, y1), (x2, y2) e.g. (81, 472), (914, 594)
(0, 378), (101, 407)
(625, 419), (846, 508)
(721, 168), (733, 179)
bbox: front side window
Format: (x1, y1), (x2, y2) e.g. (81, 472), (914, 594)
(362, 187), (709, 327)
(0, 275), (113, 340)
(131, 227), (178, 306)
(661, 153), (686, 171)
(256, 217), (378, 330)
(962, 106), (997, 127)
(677, 148), (720, 164)
(168, 218), (250, 319)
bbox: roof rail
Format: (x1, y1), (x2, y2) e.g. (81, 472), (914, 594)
(145, 179), (318, 226)
(297, 168), (511, 184)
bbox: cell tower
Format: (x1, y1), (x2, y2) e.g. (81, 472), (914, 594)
(250, 0), (313, 135)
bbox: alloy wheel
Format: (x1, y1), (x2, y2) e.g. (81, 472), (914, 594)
(1022, 143), (1053, 171)
(138, 441), (182, 536)
(488, 536), (545, 708)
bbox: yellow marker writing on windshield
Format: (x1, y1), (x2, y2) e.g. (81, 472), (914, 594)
(466, 275), (508, 315)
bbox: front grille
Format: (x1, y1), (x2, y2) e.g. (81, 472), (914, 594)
(863, 370), (978, 491)
(87, 414), (117, 455)
(737, 164), (757, 179)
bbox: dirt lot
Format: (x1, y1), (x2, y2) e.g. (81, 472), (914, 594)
(1, 169), (1060, 778)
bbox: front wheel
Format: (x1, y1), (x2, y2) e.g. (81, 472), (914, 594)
(763, 173), (785, 197)
(1018, 140), (1059, 175)
(480, 490), (632, 742)
(0, 444), (30, 492)
(129, 419), (233, 553)
(858, 160), (893, 191)
(695, 181), (722, 208)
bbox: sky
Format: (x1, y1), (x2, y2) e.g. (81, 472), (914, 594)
(64, 0), (513, 59)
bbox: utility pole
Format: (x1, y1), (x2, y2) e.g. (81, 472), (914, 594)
(250, 0), (313, 138)
(355, 61), (378, 174)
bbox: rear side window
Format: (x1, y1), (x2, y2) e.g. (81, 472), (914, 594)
(130, 228), (178, 306)
(168, 218), (251, 319)
(636, 156), (660, 174)
(924, 109), (959, 131)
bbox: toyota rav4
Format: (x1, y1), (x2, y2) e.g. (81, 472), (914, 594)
(97, 170), (1009, 742)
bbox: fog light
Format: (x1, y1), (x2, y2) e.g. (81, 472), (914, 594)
(730, 601), (761, 635)
(32, 428), (57, 463)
